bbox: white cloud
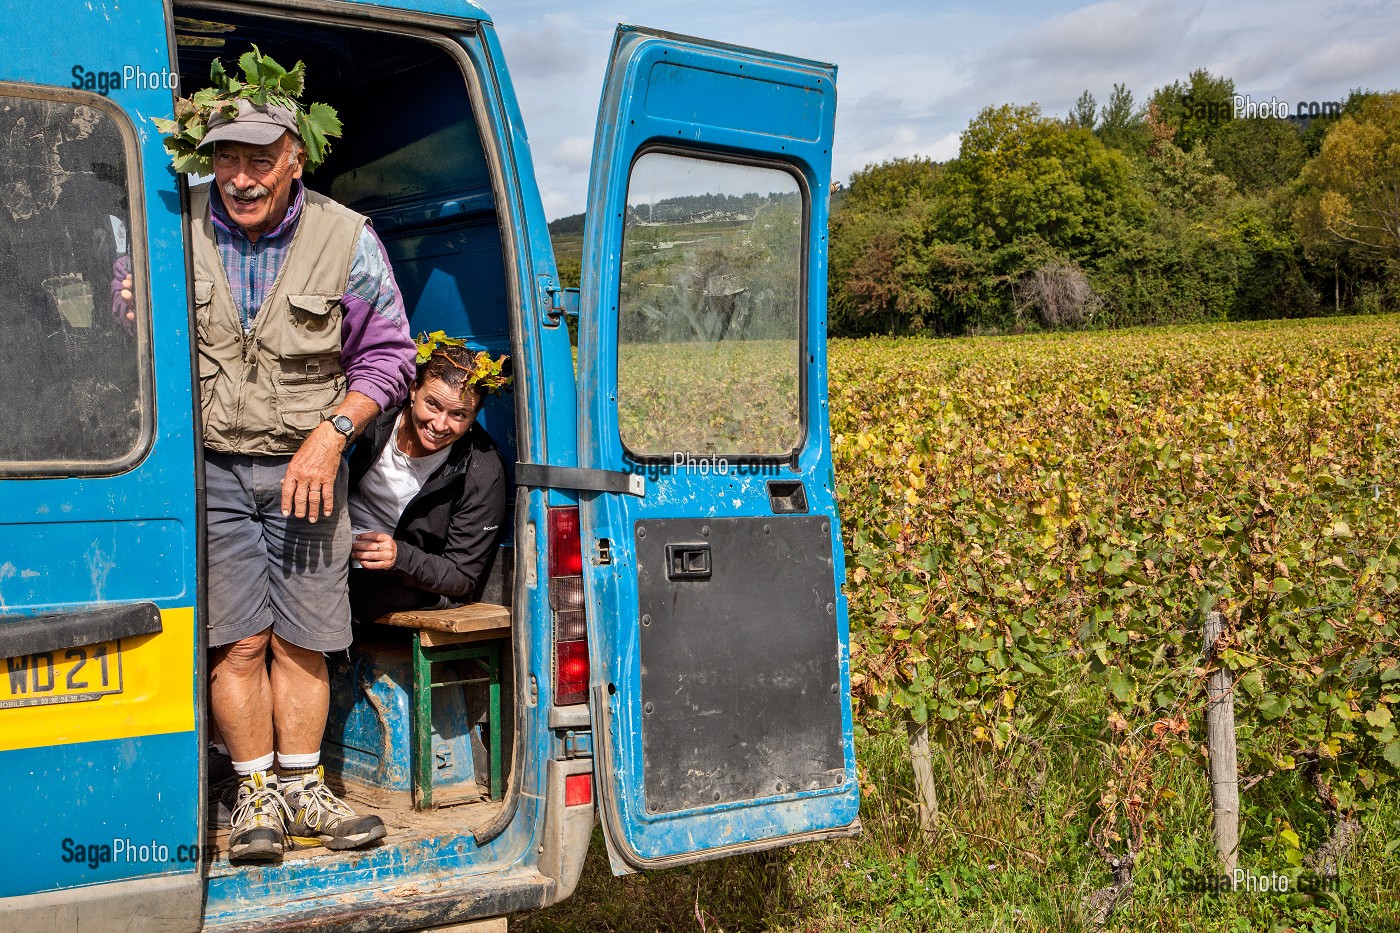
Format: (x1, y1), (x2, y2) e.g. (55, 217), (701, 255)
(539, 188), (577, 222)
(1018, 0), (1198, 60)
(927, 131), (963, 162)
(838, 128), (961, 183)
(492, 12), (593, 79)
(532, 136), (595, 219)
(548, 135), (594, 174)
(1297, 38), (1399, 87)
(966, 0), (1210, 120)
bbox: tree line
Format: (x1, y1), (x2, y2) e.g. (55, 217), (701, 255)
(828, 71), (1400, 337)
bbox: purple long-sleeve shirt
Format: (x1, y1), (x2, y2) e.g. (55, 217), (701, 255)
(206, 180), (415, 411)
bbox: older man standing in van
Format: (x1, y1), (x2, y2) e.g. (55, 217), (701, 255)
(168, 87), (416, 862)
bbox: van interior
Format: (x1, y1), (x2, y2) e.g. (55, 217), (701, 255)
(172, 1), (526, 885)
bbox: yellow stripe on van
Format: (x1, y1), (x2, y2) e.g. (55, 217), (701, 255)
(0, 607), (195, 753)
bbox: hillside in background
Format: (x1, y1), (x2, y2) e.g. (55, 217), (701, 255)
(549, 213), (584, 237)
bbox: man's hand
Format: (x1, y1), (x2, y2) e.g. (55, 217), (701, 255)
(281, 391), (381, 521)
(281, 423), (347, 521)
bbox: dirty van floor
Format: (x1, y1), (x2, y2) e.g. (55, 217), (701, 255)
(204, 780), (506, 872)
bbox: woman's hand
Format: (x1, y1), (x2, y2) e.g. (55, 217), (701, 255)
(352, 532), (398, 570)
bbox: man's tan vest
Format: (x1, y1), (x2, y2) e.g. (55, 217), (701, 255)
(191, 184), (367, 455)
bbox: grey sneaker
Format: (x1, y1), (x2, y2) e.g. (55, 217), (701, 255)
(209, 748), (238, 829)
(282, 766), (386, 851)
(208, 747), (236, 786)
(211, 773), (239, 829)
(227, 771), (289, 863)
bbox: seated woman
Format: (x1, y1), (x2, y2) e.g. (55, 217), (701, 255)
(347, 336), (510, 622)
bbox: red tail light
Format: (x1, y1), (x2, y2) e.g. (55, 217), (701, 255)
(550, 506), (589, 705)
(554, 638), (589, 706)
(548, 507), (583, 577)
(564, 772), (593, 807)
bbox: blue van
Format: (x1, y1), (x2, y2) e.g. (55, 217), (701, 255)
(0, 1), (857, 929)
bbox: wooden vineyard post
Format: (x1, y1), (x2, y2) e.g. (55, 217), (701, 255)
(1203, 609), (1239, 878)
(909, 721), (940, 833)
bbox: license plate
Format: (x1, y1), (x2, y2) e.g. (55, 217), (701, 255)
(1, 640), (123, 709)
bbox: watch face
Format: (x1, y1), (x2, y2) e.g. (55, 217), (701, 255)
(330, 415), (354, 436)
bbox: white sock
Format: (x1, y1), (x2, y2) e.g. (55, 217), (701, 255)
(277, 751), (320, 781)
(232, 752), (275, 776)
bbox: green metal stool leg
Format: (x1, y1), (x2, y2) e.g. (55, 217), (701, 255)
(412, 631), (434, 810)
(488, 640), (502, 800)
(408, 634), (503, 807)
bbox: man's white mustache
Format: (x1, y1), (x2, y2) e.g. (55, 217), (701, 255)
(223, 181), (271, 200)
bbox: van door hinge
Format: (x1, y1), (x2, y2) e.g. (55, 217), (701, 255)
(538, 275), (580, 327)
(563, 730), (594, 759)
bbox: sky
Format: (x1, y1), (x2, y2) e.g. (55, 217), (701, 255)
(491, 0), (1400, 221)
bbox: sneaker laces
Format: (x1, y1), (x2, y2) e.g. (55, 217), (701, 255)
(287, 769), (357, 830)
(231, 775), (292, 831)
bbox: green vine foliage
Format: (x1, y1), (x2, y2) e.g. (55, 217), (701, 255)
(414, 331), (512, 395)
(832, 316), (1400, 857)
(151, 46), (342, 175)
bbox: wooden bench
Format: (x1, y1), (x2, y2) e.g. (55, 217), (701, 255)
(377, 603), (511, 809)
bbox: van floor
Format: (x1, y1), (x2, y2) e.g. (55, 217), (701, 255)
(204, 784), (508, 872)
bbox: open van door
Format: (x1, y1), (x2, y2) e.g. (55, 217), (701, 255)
(577, 26), (859, 870)
(1, 3), (202, 929)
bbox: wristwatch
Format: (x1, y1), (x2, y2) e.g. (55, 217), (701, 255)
(324, 413), (355, 439)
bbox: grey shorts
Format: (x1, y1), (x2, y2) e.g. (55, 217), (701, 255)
(205, 451), (352, 652)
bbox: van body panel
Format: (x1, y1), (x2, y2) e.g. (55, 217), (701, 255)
(0, 0), (202, 921)
(207, 867), (554, 933)
(1, 608), (194, 754)
(0, 732), (200, 898)
(577, 27), (858, 869)
(0, 871), (204, 933)
(2, 1), (847, 925)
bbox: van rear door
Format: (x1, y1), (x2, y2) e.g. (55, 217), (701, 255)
(0, 4), (202, 928)
(576, 26), (859, 870)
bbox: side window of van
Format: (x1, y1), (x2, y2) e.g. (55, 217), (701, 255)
(617, 151), (804, 459)
(0, 89), (149, 475)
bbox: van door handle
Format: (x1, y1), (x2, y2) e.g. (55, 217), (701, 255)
(665, 543), (711, 580)
(0, 601), (162, 658)
(515, 462), (645, 497)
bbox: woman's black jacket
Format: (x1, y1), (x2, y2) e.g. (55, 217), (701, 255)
(346, 406), (507, 618)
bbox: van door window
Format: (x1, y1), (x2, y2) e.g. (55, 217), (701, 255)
(0, 89), (149, 474)
(617, 151), (804, 459)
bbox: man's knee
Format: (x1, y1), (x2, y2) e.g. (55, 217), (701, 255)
(270, 633), (327, 675)
(213, 630), (273, 675)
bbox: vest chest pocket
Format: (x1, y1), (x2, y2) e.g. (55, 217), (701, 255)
(266, 293), (344, 360)
(266, 294), (345, 437)
(276, 370), (347, 434)
(193, 280), (214, 343)
(193, 281), (218, 419)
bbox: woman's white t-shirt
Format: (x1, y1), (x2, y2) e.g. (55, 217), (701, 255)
(348, 413), (454, 546)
